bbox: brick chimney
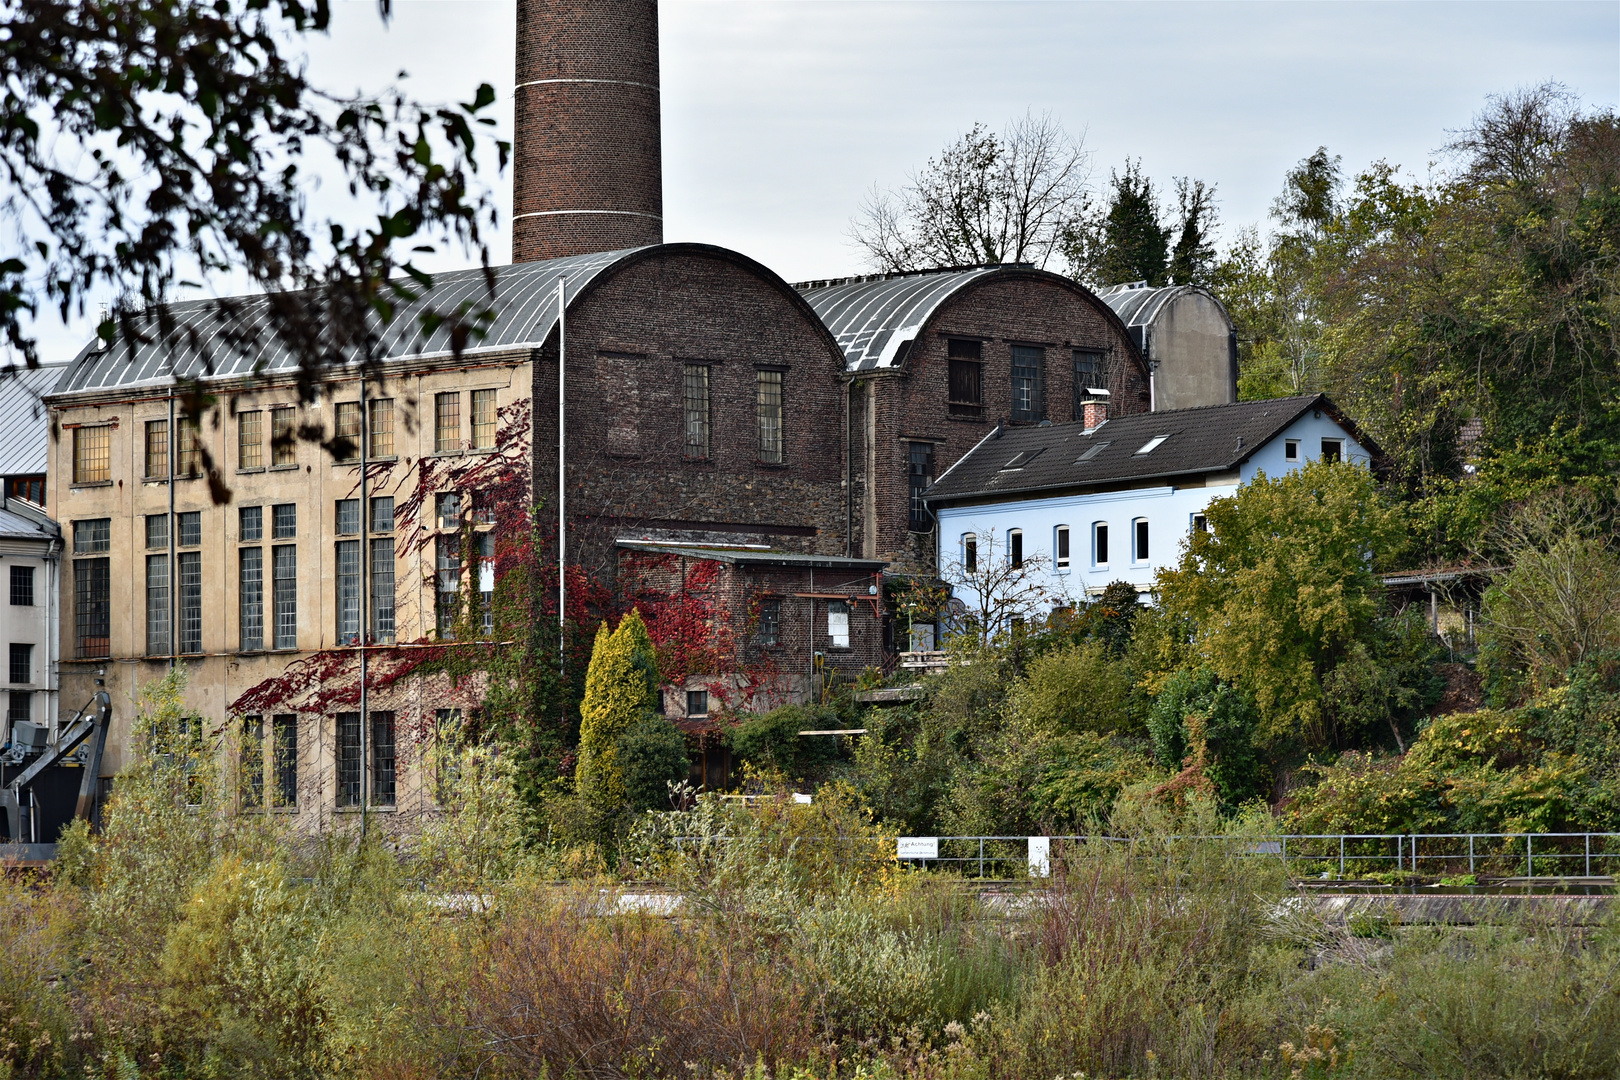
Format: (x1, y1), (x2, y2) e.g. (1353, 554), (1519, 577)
(513, 0), (663, 261)
(1082, 399), (1108, 432)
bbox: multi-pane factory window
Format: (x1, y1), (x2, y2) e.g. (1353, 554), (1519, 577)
(908, 442), (934, 532)
(371, 537), (395, 643)
(1072, 349), (1109, 416)
(947, 339), (984, 418)
(239, 505), (262, 542)
(369, 398), (395, 458)
(9, 566), (32, 607)
(827, 600), (850, 649)
(436, 492), (461, 530)
(272, 714), (298, 807)
(145, 419), (169, 478)
(335, 499), (360, 536)
(370, 496), (395, 535)
(271, 407), (296, 467)
(371, 497), (395, 644)
(73, 425), (111, 484)
(239, 546), (263, 652)
(176, 418), (200, 477)
(146, 513), (167, 550)
(336, 712), (362, 807)
(5, 477), (43, 505)
(272, 503), (296, 540)
(7, 692), (30, 725)
(477, 532), (495, 638)
(336, 540), (361, 645)
(74, 557), (110, 658)
(238, 410), (262, 469)
(436, 536), (460, 639)
(334, 402), (362, 462)
(471, 389), (497, 450)
(74, 519), (110, 554)
(757, 597), (781, 646)
(272, 545), (297, 649)
(178, 552), (202, 654)
(9, 644), (31, 685)
(178, 511), (201, 548)
(371, 711), (396, 806)
(435, 392), (460, 452)
(240, 715), (264, 810)
(146, 554), (170, 655)
(683, 364), (710, 459)
(1010, 345), (1044, 422)
(756, 370), (783, 464)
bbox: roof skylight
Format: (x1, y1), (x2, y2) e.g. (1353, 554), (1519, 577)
(1074, 441), (1111, 464)
(1135, 434), (1171, 455)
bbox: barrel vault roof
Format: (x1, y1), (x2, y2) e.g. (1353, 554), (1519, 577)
(1096, 282), (1233, 331)
(795, 265), (1011, 372)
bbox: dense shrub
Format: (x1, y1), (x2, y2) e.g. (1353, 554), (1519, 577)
(728, 703), (844, 785)
(616, 716), (689, 812)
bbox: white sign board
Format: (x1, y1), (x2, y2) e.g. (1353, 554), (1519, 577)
(1028, 836), (1052, 878)
(897, 836), (939, 860)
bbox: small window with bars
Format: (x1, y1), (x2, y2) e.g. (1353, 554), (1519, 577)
(74, 556), (110, 658)
(177, 511), (200, 547)
(335, 499), (360, 536)
(370, 496), (395, 534)
(239, 546), (263, 652)
(178, 552), (202, 653)
(683, 364), (710, 459)
(369, 398), (395, 458)
(336, 539), (361, 644)
(1010, 345), (1045, 422)
(271, 407), (297, 467)
(239, 505), (262, 542)
(757, 597), (781, 646)
(471, 389), (497, 450)
(337, 712), (362, 808)
(333, 402), (362, 462)
(756, 370), (783, 464)
(74, 519), (110, 554)
(435, 392), (461, 453)
(73, 425), (112, 484)
(947, 339), (984, 418)
(146, 553), (170, 655)
(272, 545), (297, 649)
(238, 410), (263, 469)
(9, 643), (32, 685)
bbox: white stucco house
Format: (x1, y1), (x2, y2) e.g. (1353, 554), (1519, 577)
(922, 394), (1380, 622)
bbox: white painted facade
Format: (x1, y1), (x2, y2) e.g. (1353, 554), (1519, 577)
(0, 499), (61, 742)
(935, 409), (1373, 614)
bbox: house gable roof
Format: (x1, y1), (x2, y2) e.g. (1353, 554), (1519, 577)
(925, 394), (1374, 505)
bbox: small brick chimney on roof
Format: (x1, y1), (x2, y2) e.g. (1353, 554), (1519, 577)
(513, 0), (663, 261)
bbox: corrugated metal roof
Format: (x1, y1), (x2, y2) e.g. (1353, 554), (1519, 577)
(0, 502), (57, 541)
(50, 247), (649, 395)
(795, 266), (1006, 372)
(1096, 282), (1231, 330)
(926, 395), (1336, 503)
(0, 365), (68, 474)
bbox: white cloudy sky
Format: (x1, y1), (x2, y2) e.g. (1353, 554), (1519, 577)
(27, 0), (1620, 358)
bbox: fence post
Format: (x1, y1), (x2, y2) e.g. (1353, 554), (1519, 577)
(1587, 833), (1592, 878)
(1469, 834), (1475, 876)
(1526, 834), (1533, 878)
(1339, 835), (1345, 878)
(978, 837), (984, 880)
(1397, 834), (1402, 875)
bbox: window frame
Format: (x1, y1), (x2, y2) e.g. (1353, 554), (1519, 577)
(907, 441), (935, 532)
(146, 552), (171, 656)
(1284, 438), (1300, 462)
(1008, 528), (1024, 569)
(72, 425), (112, 485)
(1321, 437), (1344, 463)
(755, 369), (784, 464)
(9, 566), (33, 607)
(1093, 522), (1109, 567)
(827, 599), (850, 649)
(9, 643), (32, 686)
(947, 339), (985, 419)
(1055, 525), (1070, 569)
(238, 410), (263, 470)
(682, 363), (711, 460)
(962, 533), (977, 574)
(333, 401), (363, 462)
(435, 392), (462, 454)
(270, 407), (297, 468)
(1009, 345), (1045, 422)
(368, 398), (395, 459)
(470, 389), (498, 450)
(144, 418), (169, 479)
(1133, 518), (1150, 564)
(756, 596), (782, 647)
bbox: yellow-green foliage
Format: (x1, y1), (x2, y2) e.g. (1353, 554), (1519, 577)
(575, 610), (659, 809)
(1289, 706), (1619, 835)
(1156, 459), (1405, 752)
(1010, 640), (1136, 736)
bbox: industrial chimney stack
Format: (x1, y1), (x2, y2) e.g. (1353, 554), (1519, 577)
(513, 0), (663, 261)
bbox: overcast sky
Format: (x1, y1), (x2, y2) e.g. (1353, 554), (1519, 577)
(27, 0), (1620, 359)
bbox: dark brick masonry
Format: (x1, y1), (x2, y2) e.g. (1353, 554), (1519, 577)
(514, 0), (663, 261)
(530, 245), (853, 581)
(847, 270), (1150, 570)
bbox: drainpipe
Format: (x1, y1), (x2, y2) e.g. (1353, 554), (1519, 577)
(359, 383), (369, 838)
(843, 379), (852, 557)
(556, 276), (567, 676)
(167, 393), (175, 669)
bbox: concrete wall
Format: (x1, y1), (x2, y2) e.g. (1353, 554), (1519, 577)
(45, 356), (530, 832)
(1151, 291), (1236, 412)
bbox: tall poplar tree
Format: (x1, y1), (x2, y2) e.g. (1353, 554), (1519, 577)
(574, 610), (659, 810)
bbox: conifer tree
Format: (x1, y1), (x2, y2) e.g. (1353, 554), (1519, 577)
(574, 610), (659, 809)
